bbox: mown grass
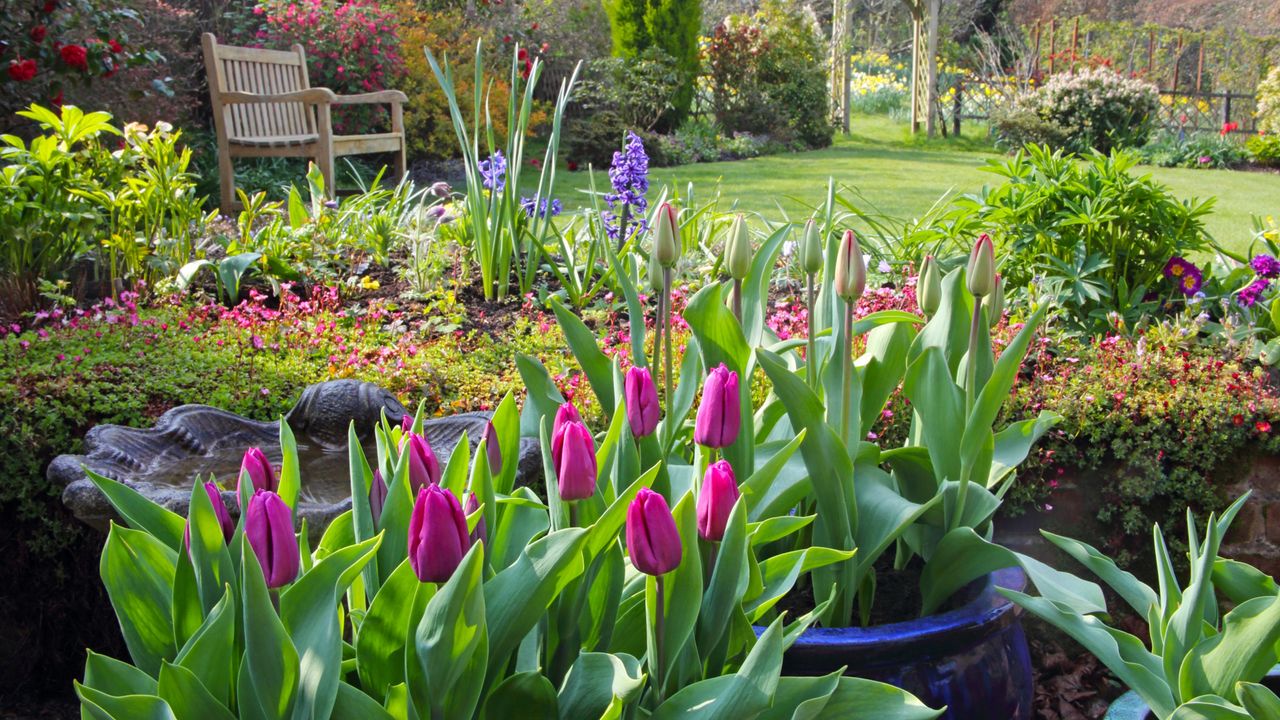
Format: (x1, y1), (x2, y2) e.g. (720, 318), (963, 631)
(551, 114), (1279, 254)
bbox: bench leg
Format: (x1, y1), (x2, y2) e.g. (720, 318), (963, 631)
(395, 141), (407, 184)
(218, 141), (236, 213)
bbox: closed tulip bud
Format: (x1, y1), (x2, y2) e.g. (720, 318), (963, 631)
(967, 233), (995, 298)
(725, 214), (752, 280)
(919, 255), (942, 316)
(428, 181), (451, 198)
(694, 363), (741, 448)
(464, 491), (486, 547)
(369, 469), (388, 527)
(647, 253), (663, 292)
(697, 460), (739, 542)
(483, 421), (502, 475)
(408, 485), (471, 583)
(552, 402), (582, 445)
(652, 201), (680, 269)
(624, 366), (660, 438)
(799, 219), (823, 275)
(185, 481), (234, 550)
(833, 229), (866, 302)
(245, 490), (299, 588)
(237, 447), (277, 503)
(401, 414), (415, 434)
(988, 274), (1004, 328)
(626, 488), (682, 576)
(555, 420), (598, 501)
(402, 432), (442, 491)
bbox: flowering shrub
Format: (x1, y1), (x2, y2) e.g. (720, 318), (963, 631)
(1007, 331), (1280, 561)
(1139, 130), (1250, 169)
(993, 67), (1159, 153)
(251, 0), (403, 133)
(0, 0), (154, 124)
(1257, 65), (1280, 136)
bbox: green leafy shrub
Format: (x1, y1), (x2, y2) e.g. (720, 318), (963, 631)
(601, 0), (701, 122)
(1248, 132), (1280, 168)
(1140, 130), (1250, 169)
(948, 144), (1215, 333)
(576, 46), (680, 133)
(992, 68), (1159, 153)
(703, 1), (832, 149)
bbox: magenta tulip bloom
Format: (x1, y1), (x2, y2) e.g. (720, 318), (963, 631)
(401, 414), (415, 433)
(552, 402), (582, 444)
(237, 447), (276, 504)
(694, 364), (741, 448)
(697, 461), (739, 542)
(402, 432), (442, 490)
(555, 421), (598, 501)
(245, 490), (299, 588)
(483, 420), (502, 475)
(408, 485), (471, 583)
(184, 481), (234, 550)
(625, 366), (660, 438)
(464, 491), (486, 546)
(627, 488), (682, 576)
(369, 469), (388, 527)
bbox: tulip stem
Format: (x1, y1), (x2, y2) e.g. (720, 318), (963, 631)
(732, 278), (742, 323)
(653, 289), (665, 397)
(965, 296), (984, 416)
(655, 575), (667, 703)
(840, 300), (854, 446)
(805, 273), (817, 390)
(662, 268), (674, 415)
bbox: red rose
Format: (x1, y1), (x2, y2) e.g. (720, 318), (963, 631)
(60, 44), (88, 71)
(108, 39), (122, 53)
(30, 25), (47, 43)
(7, 59), (38, 82)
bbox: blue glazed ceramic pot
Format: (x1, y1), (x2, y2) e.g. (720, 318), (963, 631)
(768, 567), (1033, 720)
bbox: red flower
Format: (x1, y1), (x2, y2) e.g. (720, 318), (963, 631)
(51, 89), (63, 106)
(30, 25), (47, 43)
(530, 22), (539, 30)
(108, 39), (122, 53)
(566, 160), (578, 171)
(540, 42), (550, 53)
(1259, 421), (1273, 434)
(1233, 414), (1245, 426)
(517, 47), (528, 62)
(6, 59), (37, 82)
(41, 0), (56, 12)
(60, 44), (88, 71)
(502, 34), (511, 43)
(519, 58), (532, 80)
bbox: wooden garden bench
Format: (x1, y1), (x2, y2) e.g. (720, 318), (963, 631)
(201, 32), (408, 211)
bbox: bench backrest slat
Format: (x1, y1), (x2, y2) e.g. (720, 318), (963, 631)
(202, 34), (314, 141)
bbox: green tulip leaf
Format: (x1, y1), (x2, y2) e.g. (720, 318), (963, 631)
(1212, 559), (1279, 606)
(491, 487), (551, 571)
(1167, 696), (1252, 720)
(557, 652), (645, 719)
(374, 450), (414, 586)
(281, 536), (381, 720)
(75, 683), (176, 720)
(697, 499), (751, 660)
(516, 353), (566, 437)
(551, 297), (615, 417)
(740, 433), (809, 522)
(86, 469), (186, 550)
(1236, 681), (1280, 718)
(742, 224), (791, 350)
(174, 585), (236, 707)
(83, 650), (158, 698)
(482, 671), (559, 720)
(484, 528), (589, 682)
(331, 681), (396, 720)
(413, 543), (488, 720)
(187, 479), (236, 615)
(347, 424), (378, 596)
(441, 431), (471, 498)
(240, 541), (299, 720)
(902, 346), (964, 486)
(652, 616), (786, 720)
(989, 411), (1061, 488)
(157, 661), (236, 720)
(100, 523), (178, 677)
(746, 546), (858, 622)
(1040, 530), (1157, 617)
(278, 420), (301, 516)
(748, 514), (815, 547)
(1179, 594), (1280, 701)
(1001, 588), (1175, 718)
(356, 559), (420, 697)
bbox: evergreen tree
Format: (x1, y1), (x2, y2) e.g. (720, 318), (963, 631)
(602, 0), (702, 122)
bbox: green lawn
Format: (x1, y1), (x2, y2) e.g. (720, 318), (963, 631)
(554, 115), (1280, 254)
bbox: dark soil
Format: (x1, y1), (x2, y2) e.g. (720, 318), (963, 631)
(773, 555), (978, 626)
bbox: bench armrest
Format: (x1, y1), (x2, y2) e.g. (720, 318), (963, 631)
(331, 90), (408, 105)
(221, 88), (337, 105)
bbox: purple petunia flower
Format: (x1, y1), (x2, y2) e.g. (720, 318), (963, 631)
(478, 151), (506, 192)
(1251, 253), (1280, 279)
(603, 131), (649, 242)
(1239, 277), (1272, 307)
